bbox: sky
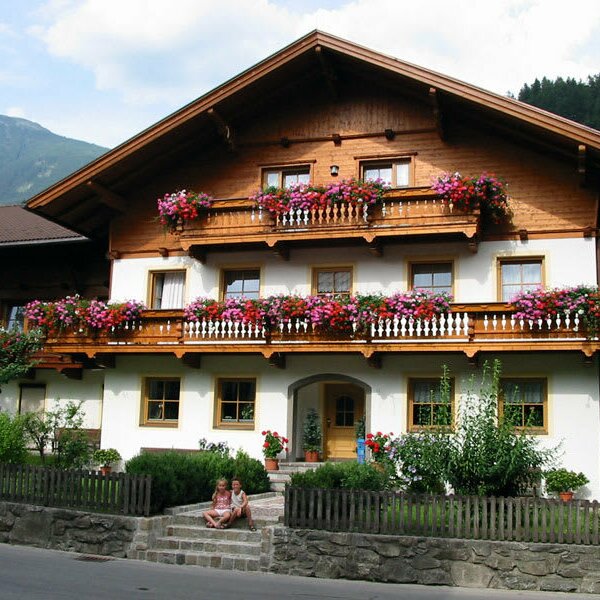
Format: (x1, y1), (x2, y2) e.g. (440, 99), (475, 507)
(1, 0), (599, 149)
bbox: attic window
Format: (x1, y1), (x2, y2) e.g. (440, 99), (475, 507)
(263, 166), (310, 189)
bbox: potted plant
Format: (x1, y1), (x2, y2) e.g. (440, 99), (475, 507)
(261, 430), (288, 471)
(545, 468), (589, 501)
(93, 448), (122, 475)
(302, 409), (322, 463)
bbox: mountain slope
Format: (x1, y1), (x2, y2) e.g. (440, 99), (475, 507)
(0, 115), (108, 206)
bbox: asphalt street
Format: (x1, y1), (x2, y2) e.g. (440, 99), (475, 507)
(1, 543), (598, 600)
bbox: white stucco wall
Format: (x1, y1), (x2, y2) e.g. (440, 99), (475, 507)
(97, 352), (600, 499)
(109, 237), (596, 304)
(0, 370), (104, 429)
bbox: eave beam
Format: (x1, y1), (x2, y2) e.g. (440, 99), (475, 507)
(207, 108), (236, 151)
(86, 180), (127, 213)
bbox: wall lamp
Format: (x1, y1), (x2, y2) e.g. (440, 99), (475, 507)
(330, 164), (340, 177)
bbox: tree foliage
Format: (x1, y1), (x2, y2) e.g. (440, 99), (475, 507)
(0, 329), (42, 388)
(517, 74), (600, 130)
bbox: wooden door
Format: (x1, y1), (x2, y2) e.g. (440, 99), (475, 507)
(324, 383), (364, 460)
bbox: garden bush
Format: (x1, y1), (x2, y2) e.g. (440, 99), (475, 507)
(290, 462), (387, 491)
(126, 449), (269, 513)
(0, 412), (28, 464)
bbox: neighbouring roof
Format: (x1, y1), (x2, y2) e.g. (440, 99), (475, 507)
(26, 30), (600, 236)
(0, 205), (85, 246)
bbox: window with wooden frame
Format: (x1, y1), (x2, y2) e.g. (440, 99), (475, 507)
(500, 378), (547, 433)
(19, 384), (46, 414)
(410, 262), (453, 295)
(2, 303), (25, 331)
(361, 159), (411, 188)
(215, 378), (256, 429)
(498, 258), (543, 302)
(263, 165), (310, 189)
(142, 378), (181, 426)
(312, 267), (353, 296)
(149, 270), (186, 309)
(408, 378), (453, 431)
(222, 269), (260, 300)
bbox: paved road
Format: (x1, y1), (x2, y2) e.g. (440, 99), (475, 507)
(1, 543), (599, 600)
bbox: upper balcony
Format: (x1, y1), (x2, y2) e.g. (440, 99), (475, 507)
(176, 188), (481, 256)
(34, 303), (599, 366)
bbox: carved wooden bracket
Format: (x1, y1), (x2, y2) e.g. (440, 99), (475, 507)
(181, 353), (202, 369)
(94, 353), (116, 369)
(578, 144), (586, 187)
(267, 353), (286, 369)
(158, 247), (169, 257)
(188, 247), (206, 264)
(272, 243), (290, 261)
(366, 353), (382, 369)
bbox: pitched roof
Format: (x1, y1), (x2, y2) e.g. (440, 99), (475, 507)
(0, 205), (84, 246)
(26, 30), (600, 235)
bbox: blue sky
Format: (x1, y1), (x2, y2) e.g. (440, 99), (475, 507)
(1, 0), (599, 148)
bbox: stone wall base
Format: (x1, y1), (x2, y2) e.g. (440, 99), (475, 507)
(265, 527), (600, 594)
(0, 501), (148, 558)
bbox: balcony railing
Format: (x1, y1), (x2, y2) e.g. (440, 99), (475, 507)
(177, 188), (480, 250)
(36, 304), (596, 356)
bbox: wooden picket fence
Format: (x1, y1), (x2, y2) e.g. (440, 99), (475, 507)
(285, 487), (600, 545)
(0, 464), (151, 516)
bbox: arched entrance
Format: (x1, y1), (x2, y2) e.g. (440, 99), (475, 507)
(287, 374), (371, 461)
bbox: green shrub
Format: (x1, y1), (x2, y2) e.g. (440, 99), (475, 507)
(545, 468), (589, 493)
(290, 462), (387, 491)
(0, 412), (28, 464)
(126, 449), (269, 513)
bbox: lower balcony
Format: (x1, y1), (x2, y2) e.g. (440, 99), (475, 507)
(34, 304), (599, 365)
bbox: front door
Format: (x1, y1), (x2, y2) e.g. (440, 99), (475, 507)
(324, 383), (364, 460)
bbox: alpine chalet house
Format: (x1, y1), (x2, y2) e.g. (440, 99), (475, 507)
(4, 32), (600, 495)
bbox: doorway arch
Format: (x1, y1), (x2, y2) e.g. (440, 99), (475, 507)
(287, 373), (372, 460)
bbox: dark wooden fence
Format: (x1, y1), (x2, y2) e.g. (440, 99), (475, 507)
(285, 487), (600, 545)
(0, 464), (151, 516)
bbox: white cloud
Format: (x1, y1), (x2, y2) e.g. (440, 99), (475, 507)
(5, 106), (26, 118)
(27, 0), (600, 145)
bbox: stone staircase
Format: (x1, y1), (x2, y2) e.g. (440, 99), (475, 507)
(132, 493), (283, 571)
(267, 461), (321, 491)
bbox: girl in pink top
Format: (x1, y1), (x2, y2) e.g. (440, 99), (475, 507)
(203, 478), (232, 529)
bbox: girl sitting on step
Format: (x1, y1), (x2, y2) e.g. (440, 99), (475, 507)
(203, 478), (232, 529)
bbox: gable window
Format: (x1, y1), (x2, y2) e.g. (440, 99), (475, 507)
(3, 304), (25, 331)
(411, 262), (453, 295)
(263, 166), (310, 189)
(216, 378), (256, 429)
(499, 259), (543, 302)
(222, 269), (260, 300)
(362, 159), (411, 188)
(142, 378), (180, 426)
(19, 384), (46, 414)
(408, 378), (453, 431)
(500, 378), (547, 433)
(313, 267), (353, 296)
(150, 271), (185, 309)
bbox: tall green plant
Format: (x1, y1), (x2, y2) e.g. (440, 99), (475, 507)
(302, 408), (322, 452)
(445, 360), (555, 496)
(0, 329), (41, 388)
(0, 412), (28, 464)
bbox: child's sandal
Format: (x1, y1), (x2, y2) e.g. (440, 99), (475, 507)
(249, 526), (257, 532)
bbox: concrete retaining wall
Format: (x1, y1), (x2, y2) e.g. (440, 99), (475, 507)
(265, 527), (600, 594)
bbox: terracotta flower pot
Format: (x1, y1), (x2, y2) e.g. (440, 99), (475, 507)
(100, 465), (112, 476)
(559, 491), (574, 502)
(304, 450), (319, 463)
(265, 458), (279, 471)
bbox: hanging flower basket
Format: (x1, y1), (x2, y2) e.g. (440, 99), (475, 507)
(157, 190), (213, 232)
(431, 172), (511, 224)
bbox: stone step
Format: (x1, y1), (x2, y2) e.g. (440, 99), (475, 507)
(171, 514), (280, 528)
(270, 481), (286, 492)
(155, 536), (260, 556)
(167, 524), (264, 540)
(142, 549), (260, 571)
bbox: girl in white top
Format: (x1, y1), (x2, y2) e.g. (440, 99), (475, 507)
(229, 477), (256, 531)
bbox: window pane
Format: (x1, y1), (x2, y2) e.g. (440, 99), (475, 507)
(502, 263), (521, 285)
(413, 404), (432, 426)
(522, 263), (542, 284)
(504, 404), (522, 426)
(238, 380), (256, 401)
(317, 272), (334, 293)
(164, 380), (180, 401)
(413, 272), (433, 289)
(395, 162), (410, 187)
(432, 271), (452, 288)
(19, 385), (45, 414)
(152, 273), (164, 308)
(526, 406), (544, 427)
(148, 401), (163, 420)
(334, 271), (351, 293)
(432, 404), (451, 426)
(159, 272), (185, 309)
(364, 165), (392, 186)
(242, 272), (260, 294)
(413, 381), (437, 403)
(265, 171), (279, 188)
(503, 285), (523, 302)
(221, 402), (237, 421)
(164, 402), (179, 420)
(7, 306), (25, 331)
(239, 402), (255, 421)
(224, 271), (244, 294)
(297, 172), (310, 185)
(148, 380), (164, 400)
(221, 381), (238, 402)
